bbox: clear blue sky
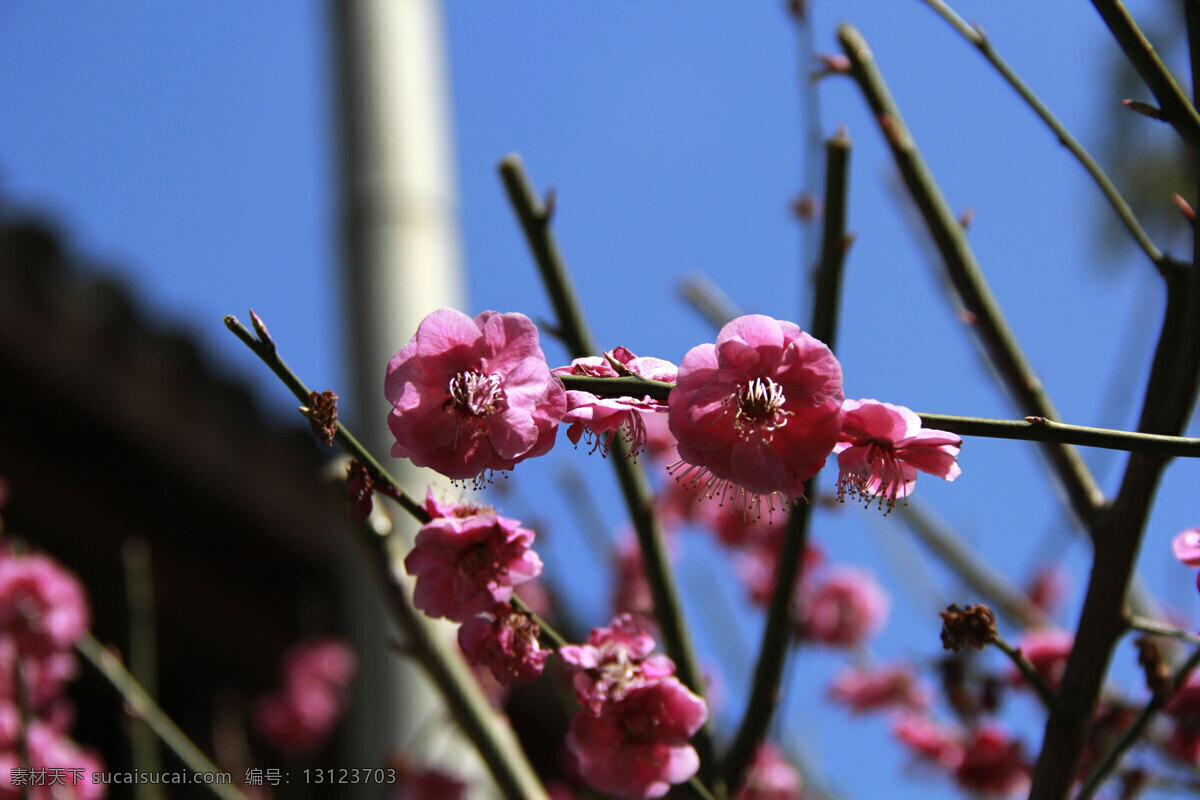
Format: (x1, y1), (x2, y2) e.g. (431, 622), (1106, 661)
(2, 2), (1197, 798)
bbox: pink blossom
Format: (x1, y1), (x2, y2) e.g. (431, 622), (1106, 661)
(566, 676), (708, 799)
(0, 638), (78, 713)
(668, 315), (844, 515)
(642, 413), (680, 466)
(253, 637), (357, 756)
(404, 508), (542, 623)
(734, 743), (804, 800)
(385, 309), (566, 482)
(892, 714), (964, 769)
(1010, 629), (1073, 690)
(559, 615), (675, 714)
(1166, 676), (1200, 762)
(795, 566), (888, 647)
(0, 721), (106, 799)
(1174, 527), (1200, 590)
(395, 766), (469, 800)
(834, 399), (961, 513)
(827, 663), (930, 713)
(0, 551), (89, 660)
(458, 603), (548, 685)
(1025, 565), (1069, 615)
(553, 347), (677, 458)
(954, 726), (1029, 797)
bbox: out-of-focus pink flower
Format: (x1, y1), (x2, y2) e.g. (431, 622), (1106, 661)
(458, 603), (549, 685)
(1174, 528), (1200, 565)
(668, 315), (843, 515)
(642, 413), (680, 466)
(1010, 629), (1073, 690)
(892, 714), (964, 769)
(559, 615), (675, 715)
(0, 551), (89, 660)
(734, 743), (804, 800)
(834, 400), (961, 513)
(0, 720), (107, 799)
(828, 663), (930, 713)
(385, 309), (566, 482)
(1166, 676), (1200, 762)
(553, 347), (677, 458)
(954, 726), (1029, 797)
(0, 638), (78, 713)
(1025, 565), (1068, 616)
(795, 566), (888, 647)
(404, 508), (542, 623)
(566, 677), (708, 799)
(395, 765), (469, 800)
(253, 637), (357, 756)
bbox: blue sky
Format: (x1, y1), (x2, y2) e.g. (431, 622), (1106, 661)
(2, 2), (1198, 798)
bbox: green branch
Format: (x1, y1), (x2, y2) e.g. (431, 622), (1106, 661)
(920, 0), (1165, 270)
(838, 23), (1106, 529)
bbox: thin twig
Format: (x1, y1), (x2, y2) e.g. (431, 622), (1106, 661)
(1074, 644), (1200, 800)
(76, 634), (248, 800)
(1090, 0), (1200, 154)
(1127, 614), (1200, 644)
(919, 0), (1165, 270)
(722, 131), (853, 790)
(837, 23), (1106, 530)
(991, 635), (1064, 714)
(497, 154), (716, 785)
(123, 539), (164, 800)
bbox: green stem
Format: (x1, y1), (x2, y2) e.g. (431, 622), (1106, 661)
(1090, 0), (1200, 154)
(1074, 644), (1200, 800)
(76, 634), (248, 800)
(497, 154), (716, 785)
(838, 23), (1106, 530)
(919, 0), (1164, 269)
(991, 635), (1064, 714)
(225, 315), (548, 800)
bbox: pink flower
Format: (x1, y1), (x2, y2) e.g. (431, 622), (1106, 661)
(253, 637), (357, 756)
(559, 615), (675, 714)
(385, 309), (566, 482)
(1025, 565), (1069, 615)
(1175, 528), (1200, 565)
(553, 347), (677, 458)
(0, 721), (106, 799)
(834, 399), (961, 513)
(566, 676), (708, 799)
(892, 714), (964, 769)
(734, 743), (804, 800)
(404, 506), (542, 623)
(0, 638), (78, 714)
(828, 663), (930, 713)
(1166, 676), (1200, 762)
(0, 551), (89, 660)
(795, 566), (888, 647)
(458, 603), (549, 685)
(954, 726), (1029, 797)
(668, 315), (844, 515)
(1010, 629), (1073, 690)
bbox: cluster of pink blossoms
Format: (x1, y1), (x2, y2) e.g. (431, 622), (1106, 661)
(252, 637), (357, 756)
(0, 548), (103, 798)
(386, 310), (963, 509)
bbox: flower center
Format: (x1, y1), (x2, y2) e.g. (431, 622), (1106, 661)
(732, 377), (791, 440)
(446, 370), (505, 419)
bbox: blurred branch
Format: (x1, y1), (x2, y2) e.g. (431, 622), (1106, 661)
(722, 131), (852, 790)
(497, 153), (716, 785)
(920, 0), (1166, 271)
(1090, 0), (1200, 154)
(679, 274), (742, 329)
(226, 314), (548, 800)
(123, 539), (164, 800)
(76, 634), (248, 800)
(1075, 644), (1200, 800)
(991, 635), (1063, 714)
(837, 23), (1106, 531)
(897, 498), (1050, 630)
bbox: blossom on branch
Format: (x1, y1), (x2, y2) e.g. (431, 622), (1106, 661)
(668, 314), (844, 517)
(458, 603), (549, 685)
(558, 614), (674, 714)
(253, 637), (357, 756)
(385, 309), (565, 483)
(404, 498), (543, 623)
(553, 346), (677, 458)
(834, 399), (961, 514)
